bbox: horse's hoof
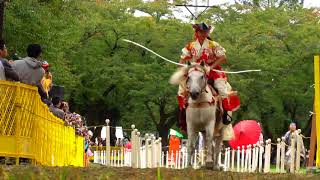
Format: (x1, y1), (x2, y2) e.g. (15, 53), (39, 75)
(213, 165), (223, 171)
(205, 161), (214, 169)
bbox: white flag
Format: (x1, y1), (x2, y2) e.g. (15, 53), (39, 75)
(115, 126), (124, 139)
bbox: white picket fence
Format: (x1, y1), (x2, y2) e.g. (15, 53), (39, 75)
(93, 123), (305, 173)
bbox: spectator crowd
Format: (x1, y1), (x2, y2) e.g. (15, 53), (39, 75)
(0, 39), (89, 137)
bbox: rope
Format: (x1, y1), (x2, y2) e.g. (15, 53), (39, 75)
(122, 39), (261, 74)
(20, 107), (66, 125)
(122, 39), (185, 66)
(87, 125), (132, 131)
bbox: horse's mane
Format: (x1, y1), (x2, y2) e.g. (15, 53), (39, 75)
(169, 66), (189, 85)
(169, 64), (209, 85)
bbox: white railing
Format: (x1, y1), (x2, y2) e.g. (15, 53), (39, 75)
(93, 124), (306, 173)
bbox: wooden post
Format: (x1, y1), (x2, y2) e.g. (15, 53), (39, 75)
(314, 55), (320, 167)
(309, 102), (317, 167)
(276, 138), (281, 172)
(308, 100), (317, 167)
(296, 130), (301, 172)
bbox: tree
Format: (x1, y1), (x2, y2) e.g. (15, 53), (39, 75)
(3, 0), (318, 143)
(0, 0), (5, 38)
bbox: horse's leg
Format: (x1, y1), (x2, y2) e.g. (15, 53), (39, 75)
(187, 127), (197, 166)
(213, 136), (223, 171)
(205, 120), (215, 169)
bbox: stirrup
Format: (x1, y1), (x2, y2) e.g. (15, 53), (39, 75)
(222, 111), (232, 125)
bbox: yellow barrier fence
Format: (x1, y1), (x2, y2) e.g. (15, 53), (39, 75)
(314, 55), (320, 167)
(0, 80), (84, 166)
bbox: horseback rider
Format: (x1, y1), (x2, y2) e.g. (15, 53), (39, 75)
(177, 22), (240, 132)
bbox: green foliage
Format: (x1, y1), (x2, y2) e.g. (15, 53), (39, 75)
(3, 0), (319, 141)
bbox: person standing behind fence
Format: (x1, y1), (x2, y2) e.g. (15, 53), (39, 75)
(0, 60), (4, 80)
(40, 61), (52, 98)
(12, 44), (44, 86)
(49, 96), (65, 119)
(283, 122), (306, 170)
(0, 39), (19, 81)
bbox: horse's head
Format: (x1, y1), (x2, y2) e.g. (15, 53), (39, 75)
(169, 61), (209, 100)
(186, 62), (208, 100)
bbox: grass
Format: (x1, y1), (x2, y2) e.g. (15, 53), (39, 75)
(0, 165), (319, 180)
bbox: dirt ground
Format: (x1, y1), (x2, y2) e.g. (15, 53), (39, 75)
(0, 166), (319, 180)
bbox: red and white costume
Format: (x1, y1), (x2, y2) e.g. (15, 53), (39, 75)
(177, 38), (240, 112)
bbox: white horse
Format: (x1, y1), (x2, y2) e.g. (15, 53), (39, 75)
(170, 63), (225, 170)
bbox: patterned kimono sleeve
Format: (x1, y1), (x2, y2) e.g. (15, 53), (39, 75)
(213, 42), (227, 58)
(180, 43), (193, 62)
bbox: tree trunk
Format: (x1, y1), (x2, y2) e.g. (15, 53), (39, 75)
(0, 0), (5, 39)
(157, 124), (169, 147)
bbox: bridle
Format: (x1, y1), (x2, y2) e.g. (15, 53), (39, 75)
(186, 65), (217, 108)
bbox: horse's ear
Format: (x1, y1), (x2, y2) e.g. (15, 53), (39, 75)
(187, 61), (191, 66)
(200, 61), (205, 67)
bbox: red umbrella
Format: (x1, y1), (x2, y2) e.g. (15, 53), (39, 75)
(229, 120), (262, 150)
(125, 142), (132, 150)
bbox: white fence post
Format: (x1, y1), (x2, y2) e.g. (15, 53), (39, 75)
(237, 146), (240, 172)
(264, 139), (271, 173)
(106, 119), (111, 166)
(158, 137), (162, 167)
(161, 151), (165, 168)
(170, 150), (174, 169)
(244, 145), (248, 172)
(151, 135), (155, 168)
(145, 134), (149, 168)
(252, 144), (257, 172)
(130, 125), (135, 168)
(231, 148), (235, 171)
(276, 138), (281, 173)
(280, 137), (286, 173)
(241, 146), (245, 172)
(258, 141), (264, 173)
(248, 145), (252, 172)
(224, 148), (228, 171)
(193, 149), (198, 169)
(166, 150), (169, 168)
(296, 129), (301, 173)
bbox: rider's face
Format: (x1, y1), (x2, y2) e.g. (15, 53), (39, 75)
(196, 30), (209, 42)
